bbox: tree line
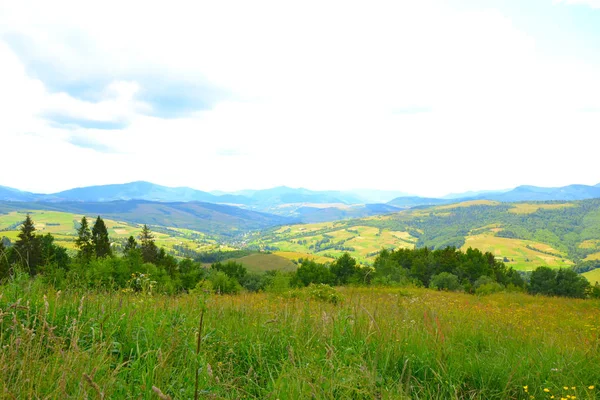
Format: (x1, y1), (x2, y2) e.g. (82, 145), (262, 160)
(0, 215), (597, 298)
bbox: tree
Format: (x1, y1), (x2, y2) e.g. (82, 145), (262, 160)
(529, 267), (557, 296)
(75, 216), (94, 262)
(330, 253), (360, 285)
(292, 259), (334, 287)
(13, 214), (42, 275)
(554, 268), (589, 298)
(139, 225), (158, 264)
(91, 216), (112, 258)
(211, 261), (247, 283)
(124, 236), (138, 254)
(429, 272), (462, 291)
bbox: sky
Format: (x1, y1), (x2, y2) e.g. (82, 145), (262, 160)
(1, 0), (599, 197)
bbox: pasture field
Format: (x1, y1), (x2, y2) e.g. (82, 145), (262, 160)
(584, 268), (600, 284)
(274, 251), (335, 264)
(233, 253), (297, 273)
(462, 234), (573, 271)
(264, 225), (417, 262)
(0, 279), (598, 399)
(0, 210), (219, 255)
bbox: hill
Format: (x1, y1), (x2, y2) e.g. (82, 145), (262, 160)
(0, 200), (295, 238)
(0, 186), (38, 202)
(232, 253), (297, 273)
(0, 209), (224, 255)
(249, 199), (600, 270)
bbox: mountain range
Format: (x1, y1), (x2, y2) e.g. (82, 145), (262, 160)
(1, 181), (600, 225)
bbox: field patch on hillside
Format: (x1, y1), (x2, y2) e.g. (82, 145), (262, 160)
(233, 253), (297, 272)
(462, 234), (572, 271)
(585, 252), (600, 261)
(274, 251), (335, 264)
(583, 268), (600, 283)
(0, 209), (219, 256)
(509, 203), (575, 214)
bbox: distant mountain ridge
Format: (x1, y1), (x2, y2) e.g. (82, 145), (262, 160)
(0, 200), (295, 237)
(387, 183), (600, 207)
(2, 181), (600, 212)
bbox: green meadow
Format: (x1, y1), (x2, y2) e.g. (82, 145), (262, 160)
(0, 277), (598, 399)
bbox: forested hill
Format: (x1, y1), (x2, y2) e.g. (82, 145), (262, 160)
(250, 199), (600, 268)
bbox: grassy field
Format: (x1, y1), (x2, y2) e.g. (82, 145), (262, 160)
(274, 251), (335, 264)
(257, 223), (417, 262)
(584, 269), (600, 284)
(233, 253), (297, 273)
(462, 234), (573, 271)
(0, 278), (598, 399)
(0, 210), (220, 255)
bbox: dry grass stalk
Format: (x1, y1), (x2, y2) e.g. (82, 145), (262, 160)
(151, 385), (173, 400)
(83, 373), (104, 399)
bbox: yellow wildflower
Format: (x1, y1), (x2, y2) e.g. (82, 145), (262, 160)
(588, 386), (595, 390)
(564, 387), (569, 390)
(544, 388), (550, 392)
(571, 387), (576, 390)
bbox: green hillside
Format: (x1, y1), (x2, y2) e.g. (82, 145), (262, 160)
(0, 209), (225, 256)
(249, 199), (600, 271)
(0, 200), (294, 238)
(233, 253), (297, 273)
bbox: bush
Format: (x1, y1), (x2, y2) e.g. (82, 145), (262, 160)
(429, 272), (462, 292)
(475, 282), (505, 296)
(306, 283), (342, 304)
(209, 271), (241, 295)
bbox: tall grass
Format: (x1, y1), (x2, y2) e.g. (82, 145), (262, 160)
(0, 273), (598, 399)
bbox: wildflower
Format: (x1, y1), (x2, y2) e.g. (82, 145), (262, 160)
(544, 388), (550, 392)
(571, 387), (575, 390)
(524, 385), (529, 392)
(589, 386), (595, 390)
(564, 387), (569, 390)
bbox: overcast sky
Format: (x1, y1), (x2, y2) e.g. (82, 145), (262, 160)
(1, 0), (599, 197)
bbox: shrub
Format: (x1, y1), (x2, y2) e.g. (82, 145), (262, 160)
(306, 283), (342, 304)
(429, 272), (462, 292)
(209, 271), (241, 295)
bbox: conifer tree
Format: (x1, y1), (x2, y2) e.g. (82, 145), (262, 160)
(91, 216), (112, 258)
(139, 224), (158, 264)
(13, 214), (42, 275)
(75, 216), (93, 262)
(124, 235), (138, 254)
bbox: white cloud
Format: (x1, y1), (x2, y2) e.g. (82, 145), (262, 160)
(0, 0), (599, 196)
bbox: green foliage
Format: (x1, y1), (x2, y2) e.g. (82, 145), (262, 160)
(474, 276), (505, 295)
(13, 214), (43, 274)
(123, 235), (138, 254)
(211, 260), (247, 283)
(305, 283), (342, 304)
(429, 272), (462, 291)
(75, 216), (93, 263)
(139, 224), (159, 264)
(291, 259), (334, 287)
(91, 216), (112, 258)
(209, 271), (241, 294)
(373, 246), (522, 291)
(529, 267), (590, 298)
(330, 252), (360, 285)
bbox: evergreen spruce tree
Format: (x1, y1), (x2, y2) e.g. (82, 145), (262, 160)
(124, 235), (138, 254)
(139, 224), (158, 264)
(91, 216), (112, 258)
(13, 214), (42, 275)
(75, 216), (94, 263)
